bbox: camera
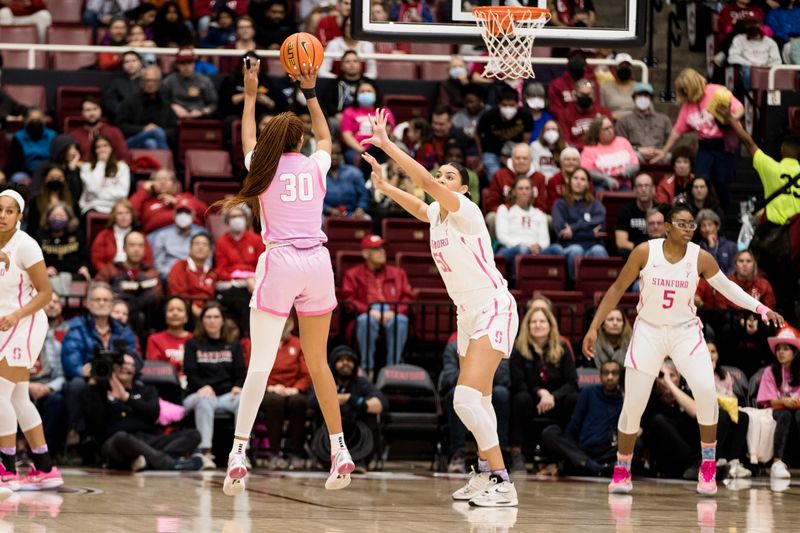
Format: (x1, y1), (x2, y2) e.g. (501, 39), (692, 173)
(90, 340), (128, 382)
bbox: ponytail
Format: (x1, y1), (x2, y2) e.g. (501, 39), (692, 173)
(213, 112), (304, 220)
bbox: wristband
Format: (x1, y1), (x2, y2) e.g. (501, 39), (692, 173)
(300, 87), (317, 100)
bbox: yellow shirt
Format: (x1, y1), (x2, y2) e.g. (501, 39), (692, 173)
(753, 149), (800, 225)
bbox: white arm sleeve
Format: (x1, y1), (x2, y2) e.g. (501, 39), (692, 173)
(706, 271), (768, 314)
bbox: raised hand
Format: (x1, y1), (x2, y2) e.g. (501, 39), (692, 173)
(293, 62), (318, 89)
(360, 108), (391, 149)
(361, 152), (387, 190)
(243, 58), (260, 97)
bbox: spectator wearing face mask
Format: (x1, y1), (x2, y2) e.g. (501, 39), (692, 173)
(599, 53), (636, 120)
(7, 107), (56, 183)
(35, 202), (91, 296)
(727, 18), (782, 88)
(558, 79), (610, 150)
(476, 86), (534, 180)
(151, 199), (208, 279)
(439, 55), (470, 109)
(530, 120), (567, 181)
(547, 49), (598, 122)
(524, 83), (553, 143)
(614, 83), (673, 164)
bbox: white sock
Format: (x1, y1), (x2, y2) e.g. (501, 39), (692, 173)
(330, 433), (345, 455)
(230, 436), (248, 456)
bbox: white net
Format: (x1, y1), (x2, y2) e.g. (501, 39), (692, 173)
(473, 7), (550, 81)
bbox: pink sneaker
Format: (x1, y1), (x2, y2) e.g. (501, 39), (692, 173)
(697, 461), (717, 496)
(0, 464), (19, 492)
(608, 466), (633, 494)
(18, 467), (63, 491)
(325, 449), (355, 490)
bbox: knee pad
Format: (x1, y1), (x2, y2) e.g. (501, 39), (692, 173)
(453, 385), (499, 451)
(11, 382), (42, 432)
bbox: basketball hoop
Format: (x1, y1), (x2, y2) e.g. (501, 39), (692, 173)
(472, 6), (550, 80)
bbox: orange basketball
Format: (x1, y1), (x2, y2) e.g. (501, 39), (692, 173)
(279, 32), (324, 77)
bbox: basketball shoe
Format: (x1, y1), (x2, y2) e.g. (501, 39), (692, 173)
(468, 475), (517, 507)
(697, 461), (717, 496)
(608, 466), (633, 494)
(325, 448), (354, 490)
(0, 464), (19, 492)
(452, 466), (492, 501)
(18, 467), (63, 491)
(223, 453), (248, 496)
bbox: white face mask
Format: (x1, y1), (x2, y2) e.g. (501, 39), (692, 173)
(542, 129), (559, 145)
(526, 97), (545, 110)
(175, 212), (193, 229)
(499, 106), (517, 120)
(634, 96), (651, 111)
(229, 216), (246, 233)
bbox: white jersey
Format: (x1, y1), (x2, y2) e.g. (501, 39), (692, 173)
(0, 229), (47, 368)
(636, 238), (701, 326)
(427, 194), (508, 308)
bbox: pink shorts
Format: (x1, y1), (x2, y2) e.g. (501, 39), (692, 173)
(250, 244), (337, 317)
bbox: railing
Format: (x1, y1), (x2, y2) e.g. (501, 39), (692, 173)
(0, 43), (649, 83)
(767, 64), (800, 106)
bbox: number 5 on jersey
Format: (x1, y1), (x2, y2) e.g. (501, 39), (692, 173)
(279, 172), (314, 202)
(662, 289), (675, 309)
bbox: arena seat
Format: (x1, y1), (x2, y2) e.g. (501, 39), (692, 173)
(532, 290), (585, 345)
(3, 85), (46, 112)
(494, 254), (507, 280)
(47, 26), (92, 45)
(0, 25), (46, 69)
(324, 217), (372, 261)
(85, 211), (109, 247)
(382, 218), (429, 259)
(515, 255), (567, 293)
(597, 191), (635, 237)
(396, 252), (445, 290)
(575, 257), (625, 303)
(57, 85), (102, 131)
(409, 42), (453, 55)
(594, 291), (639, 323)
(66, 279), (89, 310)
(411, 288), (455, 345)
(205, 210), (227, 241)
(177, 119), (224, 164)
(129, 148), (175, 174)
(184, 149), (233, 190)
(335, 250), (364, 285)
(377, 61), (418, 80)
(383, 94), (431, 123)
(193, 180), (240, 205)
(48, 0), (84, 25)
(158, 54), (176, 75)
(750, 66), (797, 91)
(420, 62), (450, 81)
(52, 51), (98, 70)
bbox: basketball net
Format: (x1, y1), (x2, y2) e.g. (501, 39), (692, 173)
(473, 7), (550, 81)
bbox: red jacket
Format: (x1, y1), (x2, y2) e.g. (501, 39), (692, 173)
(547, 71), (600, 122)
(130, 189), (207, 234)
(90, 227), (154, 273)
(167, 259), (221, 301)
(485, 168), (547, 213)
(68, 123), (129, 162)
(267, 336), (311, 391)
(545, 172), (567, 213)
(146, 330), (192, 375)
(559, 102), (611, 150)
(696, 274), (776, 310)
(341, 263), (415, 315)
(654, 173), (694, 206)
(214, 231), (264, 280)
(7, 0), (46, 15)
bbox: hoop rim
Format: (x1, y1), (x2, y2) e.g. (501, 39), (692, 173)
(472, 6), (551, 21)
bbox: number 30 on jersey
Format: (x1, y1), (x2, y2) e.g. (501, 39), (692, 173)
(279, 172), (314, 202)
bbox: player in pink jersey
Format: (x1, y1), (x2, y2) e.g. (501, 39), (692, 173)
(583, 204), (784, 496)
(361, 109), (519, 508)
(214, 60), (354, 496)
(0, 184), (63, 495)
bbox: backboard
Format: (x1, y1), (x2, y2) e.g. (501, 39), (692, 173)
(353, 0), (645, 47)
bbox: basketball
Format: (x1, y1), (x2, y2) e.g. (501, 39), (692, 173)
(280, 32), (324, 77)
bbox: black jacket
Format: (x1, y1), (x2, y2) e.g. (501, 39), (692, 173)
(116, 90), (178, 142)
(509, 341), (578, 403)
(83, 380), (160, 443)
(183, 337), (245, 396)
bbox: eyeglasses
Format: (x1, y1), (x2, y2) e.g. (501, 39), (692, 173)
(90, 297), (113, 303)
(671, 221), (697, 231)
(634, 183), (653, 189)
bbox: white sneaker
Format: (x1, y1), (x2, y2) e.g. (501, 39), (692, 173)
(728, 459), (752, 479)
(771, 460), (791, 480)
(452, 467), (492, 501)
(223, 453), (248, 496)
(200, 453), (217, 470)
(325, 449), (355, 490)
(131, 455), (147, 472)
(468, 476), (518, 507)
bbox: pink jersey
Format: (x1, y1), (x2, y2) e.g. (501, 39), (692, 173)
(245, 150), (332, 249)
(427, 194), (508, 307)
(636, 239), (701, 326)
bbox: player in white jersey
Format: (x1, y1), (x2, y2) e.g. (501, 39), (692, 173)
(583, 205), (784, 496)
(0, 184), (63, 497)
(361, 109), (519, 508)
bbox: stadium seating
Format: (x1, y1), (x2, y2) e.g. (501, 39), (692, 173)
(85, 211), (109, 246)
(177, 119), (224, 164)
(0, 25), (46, 69)
(47, 26), (92, 45)
(184, 149), (233, 190)
(383, 94), (431, 123)
(382, 218), (429, 259)
(57, 85), (102, 132)
(411, 288), (455, 345)
(533, 290), (585, 345)
(324, 217), (372, 261)
(48, 0), (84, 25)
(128, 149), (175, 175)
(575, 257), (625, 303)
(597, 191), (635, 250)
(594, 291), (639, 323)
(335, 250), (364, 284)
(377, 61), (417, 80)
(3, 85), (46, 112)
(396, 252), (445, 290)
(193, 180), (240, 206)
(52, 50), (98, 70)
(515, 255), (567, 294)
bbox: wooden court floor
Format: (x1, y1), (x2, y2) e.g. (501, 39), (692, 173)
(0, 468), (796, 532)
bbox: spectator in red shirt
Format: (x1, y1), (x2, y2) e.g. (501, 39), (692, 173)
(545, 147), (581, 213)
(654, 145), (695, 206)
(259, 317), (311, 470)
(558, 79), (611, 150)
(130, 168), (208, 234)
(717, 0), (764, 47)
(696, 249), (777, 310)
(68, 96), (129, 162)
(485, 143), (548, 237)
(547, 50), (599, 122)
(214, 203), (263, 281)
(341, 234), (414, 376)
(168, 233), (220, 317)
(91, 198), (154, 274)
(312, 0), (350, 47)
(146, 295), (192, 376)
(0, 0), (52, 42)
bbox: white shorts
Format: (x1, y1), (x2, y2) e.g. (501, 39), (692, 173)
(0, 309), (47, 369)
(625, 317), (710, 377)
(456, 291), (519, 358)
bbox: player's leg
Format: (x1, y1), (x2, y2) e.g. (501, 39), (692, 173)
(14, 380), (63, 490)
(297, 312), (355, 490)
(0, 361), (29, 492)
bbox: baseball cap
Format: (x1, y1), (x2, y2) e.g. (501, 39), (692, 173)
(175, 198), (195, 213)
(615, 52), (634, 65)
(175, 48), (196, 63)
(633, 82), (654, 95)
(361, 234), (384, 250)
